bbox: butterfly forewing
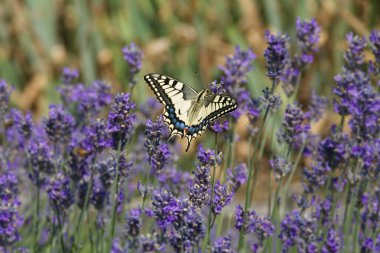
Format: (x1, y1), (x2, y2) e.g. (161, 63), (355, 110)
(144, 74), (197, 106)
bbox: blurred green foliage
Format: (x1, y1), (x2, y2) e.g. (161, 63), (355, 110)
(0, 0), (379, 114)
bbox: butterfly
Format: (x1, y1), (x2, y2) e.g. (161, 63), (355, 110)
(144, 73), (238, 151)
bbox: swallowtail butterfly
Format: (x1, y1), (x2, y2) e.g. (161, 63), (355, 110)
(144, 74), (238, 151)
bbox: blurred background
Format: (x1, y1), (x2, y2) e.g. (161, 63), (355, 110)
(0, 0), (379, 205)
(1, 0), (378, 117)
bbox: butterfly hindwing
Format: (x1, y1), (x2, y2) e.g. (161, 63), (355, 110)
(203, 94), (238, 123)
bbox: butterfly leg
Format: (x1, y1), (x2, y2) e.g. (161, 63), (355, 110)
(185, 135), (193, 152)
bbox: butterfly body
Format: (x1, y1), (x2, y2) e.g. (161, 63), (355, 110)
(144, 73), (237, 151)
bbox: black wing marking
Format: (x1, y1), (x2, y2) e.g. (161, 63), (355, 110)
(144, 73), (198, 106)
(203, 93), (238, 123)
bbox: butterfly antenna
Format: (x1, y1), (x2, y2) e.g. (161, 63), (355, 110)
(185, 140), (191, 152)
(195, 71), (203, 88)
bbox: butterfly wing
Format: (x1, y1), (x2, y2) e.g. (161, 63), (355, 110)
(144, 73), (198, 139)
(184, 92), (238, 149)
(144, 74), (238, 151)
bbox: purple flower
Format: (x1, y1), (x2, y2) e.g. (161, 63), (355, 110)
(375, 234), (380, 252)
(209, 81), (226, 95)
(71, 80), (112, 119)
(61, 67), (79, 85)
(197, 144), (222, 167)
(322, 228), (342, 253)
(333, 70), (369, 116)
(260, 87), (282, 113)
(125, 208), (142, 238)
(97, 157), (116, 189)
(369, 30), (380, 77)
(188, 164), (210, 208)
(0, 198), (23, 246)
(144, 117), (169, 171)
(219, 46), (256, 120)
(212, 180), (234, 215)
(313, 196), (334, 226)
(107, 93), (136, 150)
(264, 31), (289, 82)
(361, 237), (374, 253)
(0, 80), (13, 118)
(67, 137), (90, 182)
(110, 238), (124, 253)
(219, 46), (256, 95)
(46, 172), (74, 215)
(210, 120), (229, 134)
(302, 162), (328, 193)
(348, 84), (380, 142)
(166, 202), (205, 252)
(122, 43), (143, 87)
(270, 156), (293, 181)
(306, 90), (328, 122)
(360, 195), (380, 232)
(117, 152), (133, 179)
(235, 204), (245, 231)
(344, 32), (366, 70)
(140, 232), (165, 252)
(296, 17), (321, 62)
(4, 109), (33, 149)
(44, 104), (75, 144)
(279, 210), (317, 251)
(234, 205), (274, 242)
(0, 171), (23, 246)
(0, 172), (18, 201)
(277, 104), (310, 149)
(212, 236), (234, 253)
(5, 109), (33, 140)
(82, 119), (111, 155)
(318, 127), (349, 169)
(246, 97), (261, 137)
(151, 189), (180, 228)
(361, 140), (380, 180)
(280, 18), (320, 97)
(90, 178), (108, 210)
(226, 163), (248, 192)
(26, 136), (54, 185)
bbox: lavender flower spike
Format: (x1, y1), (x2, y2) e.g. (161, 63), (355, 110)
(107, 93), (136, 150)
(219, 46), (256, 94)
(122, 43), (143, 88)
(264, 31), (289, 82)
(44, 104), (75, 144)
(343, 32), (366, 70)
(369, 29), (380, 81)
(296, 17), (321, 65)
(212, 180), (234, 215)
(0, 80), (13, 118)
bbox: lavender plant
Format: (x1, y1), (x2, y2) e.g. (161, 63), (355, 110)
(0, 24), (380, 253)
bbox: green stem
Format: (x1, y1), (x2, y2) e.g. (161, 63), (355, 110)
(142, 160), (151, 209)
(75, 172), (94, 249)
(34, 173), (40, 253)
(238, 80), (276, 251)
(108, 142), (123, 251)
(282, 142), (306, 209)
(55, 208), (66, 253)
(203, 134), (218, 252)
(267, 170), (273, 217)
